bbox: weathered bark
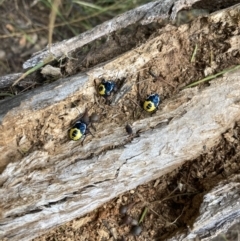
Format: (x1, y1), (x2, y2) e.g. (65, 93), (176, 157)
(21, 0), (193, 69)
(21, 0), (239, 70)
(0, 73), (22, 89)
(1, 71), (240, 241)
(1, 1), (240, 241)
(166, 176), (240, 241)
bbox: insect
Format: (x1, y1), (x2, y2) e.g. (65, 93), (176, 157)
(69, 121), (87, 141)
(69, 110), (99, 141)
(125, 124), (133, 135)
(143, 94), (160, 112)
(98, 79), (116, 96)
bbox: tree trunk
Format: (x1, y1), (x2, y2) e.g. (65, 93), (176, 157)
(1, 1), (240, 240)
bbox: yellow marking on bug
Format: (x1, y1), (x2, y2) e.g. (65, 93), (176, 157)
(69, 128), (83, 141)
(98, 84), (106, 95)
(143, 101), (155, 112)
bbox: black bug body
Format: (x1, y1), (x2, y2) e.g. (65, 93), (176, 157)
(69, 110), (99, 141)
(98, 80), (116, 96)
(143, 94), (160, 112)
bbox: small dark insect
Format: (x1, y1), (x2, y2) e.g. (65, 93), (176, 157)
(143, 93), (160, 112)
(125, 124), (133, 135)
(131, 225), (142, 236)
(119, 205), (128, 215)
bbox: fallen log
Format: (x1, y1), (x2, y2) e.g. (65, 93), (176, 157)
(1, 1), (240, 240)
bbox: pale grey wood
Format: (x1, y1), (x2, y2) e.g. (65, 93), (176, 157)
(0, 73), (22, 88)
(0, 73), (88, 123)
(166, 176), (240, 241)
(1, 70), (240, 241)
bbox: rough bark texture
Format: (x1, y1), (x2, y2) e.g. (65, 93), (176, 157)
(22, 0), (239, 70)
(166, 176), (240, 241)
(1, 1), (240, 241)
(1, 71), (240, 241)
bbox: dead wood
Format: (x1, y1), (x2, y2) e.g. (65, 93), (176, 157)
(1, 1), (240, 241)
(166, 175), (240, 241)
(22, 0), (239, 70)
(0, 73), (22, 89)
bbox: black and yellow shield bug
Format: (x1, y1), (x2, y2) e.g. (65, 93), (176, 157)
(98, 79), (116, 96)
(69, 110), (99, 142)
(143, 94), (160, 112)
(69, 121), (87, 141)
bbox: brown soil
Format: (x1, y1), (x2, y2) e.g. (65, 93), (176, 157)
(1, 1), (240, 241)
